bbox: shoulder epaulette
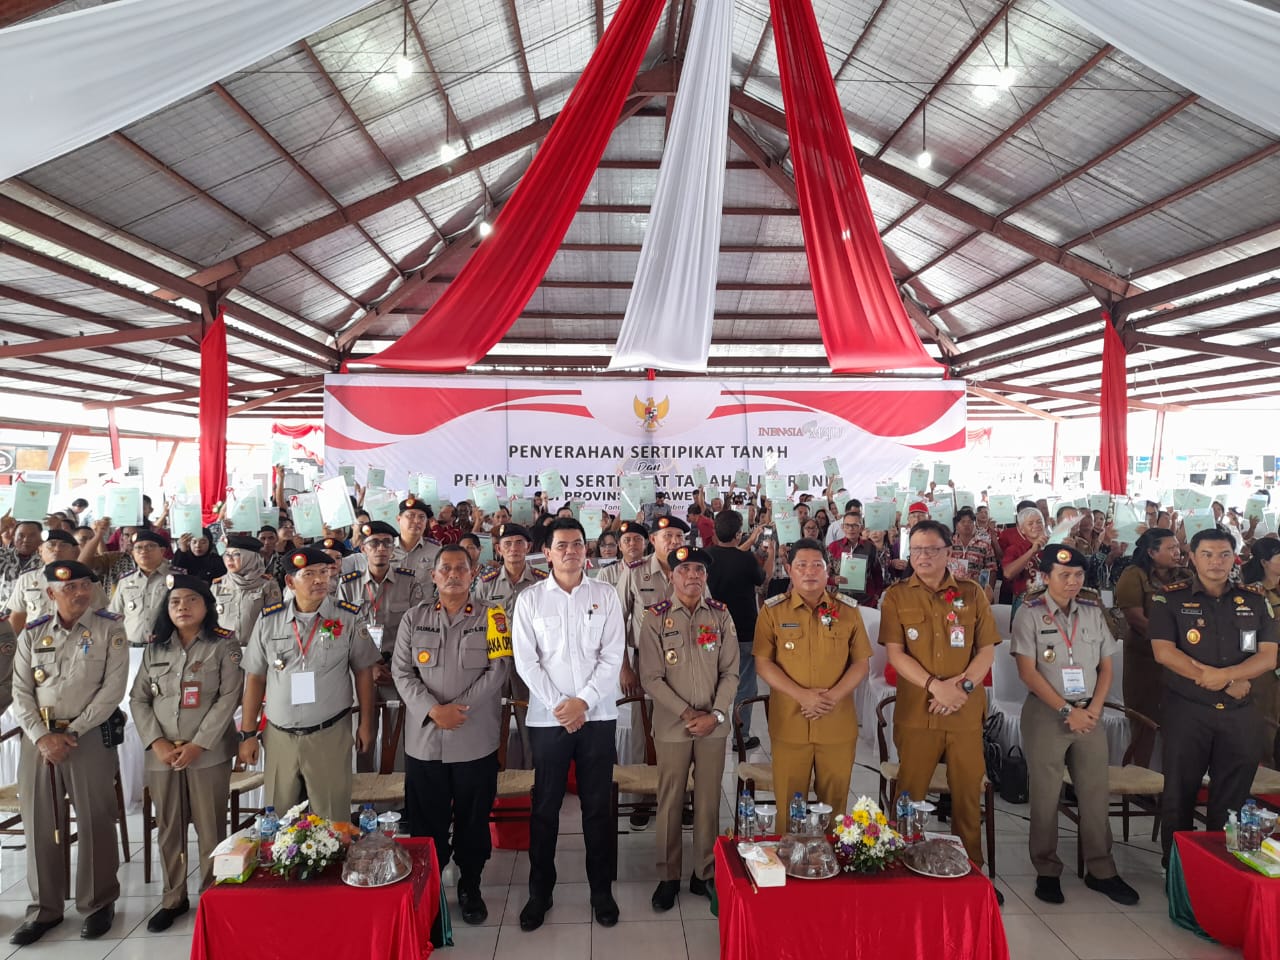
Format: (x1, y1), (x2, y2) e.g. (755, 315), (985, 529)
(261, 602), (285, 616)
(169, 564), (188, 575)
(94, 608), (123, 621)
(340, 570), (361, 583)
(532, 567), (549, 579)
(1240, 582), (1267, 596)
(336, 599), (361, 615)
(835, 594), (859, 608)
(25, 614), (52, 630)
(1023, 594), (1047, 608)
(1076, 587), (1101, 607)
(1162, 580), (1192, 593)
(395, 567), (415, 578)
(212, 626), (235, 640)
(424, 536), (441, 545)
(627, 558), (646, 569)
(211, 576), (224, 584)
(764, 593), (788, 607)
(480, 568), (501, 583)
(707, 598), (727, 611)
(647, 599), (672, 616)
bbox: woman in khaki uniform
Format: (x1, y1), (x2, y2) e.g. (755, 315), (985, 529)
(1241, 537), (1280, 768)
(130, 575), (242, 933)
(210, 534), (281, 644)
(1113, 528), (1184, 766)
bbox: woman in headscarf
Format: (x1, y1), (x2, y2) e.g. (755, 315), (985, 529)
(173, 528), (226, 584)
(210, 534), (282, 644)
(1241, 537), (1280, 768)
(130, 574), (242, 932)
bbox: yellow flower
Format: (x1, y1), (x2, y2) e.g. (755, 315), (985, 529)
(875, 813), (887, 826)
(863, 835), (876, 847)
(853, 810), (870, 826)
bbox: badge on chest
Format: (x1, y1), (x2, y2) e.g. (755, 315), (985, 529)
(181, 681), (201, 709)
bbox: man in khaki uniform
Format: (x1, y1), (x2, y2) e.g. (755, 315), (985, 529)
(597, 520), (649, 588)
(238, 548), (379, 821)
(393, 544), (512, 925)
(473, 523), (548, 611)
(754, 538), (871, 816)
(129, 574), (243, 931)
(5, 530), (108, 636)
(10, 561), (128, 945)
(638, 548), (738, 912)
(881, 520), (1000, 874)
(108, 529), (173, 645)
(617, 516), (688, 695)
(211, 533), (282, 643)
(1013, 546), (1139, 906)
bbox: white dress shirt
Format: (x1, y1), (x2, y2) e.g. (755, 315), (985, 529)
(512, 573), (625, 727)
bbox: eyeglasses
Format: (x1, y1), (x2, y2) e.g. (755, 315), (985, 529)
(365, 538), (394, 549)
(223, 550), (242, 561)
(549, 540), (587, 553)
(909, 546), (948, 557)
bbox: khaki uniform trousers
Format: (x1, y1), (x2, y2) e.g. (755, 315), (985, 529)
(19, 732), (120, 923)
(1021, 696), (1115, 879)
(264, 719), (353, 822)
(1253, 670), (1279, 768)
(771, 739), (856, 818)
(356, 684), (405, 774)
(655, 735), (726, 881)
(893, 725), (985, 865)
(147, 761), (231, 906)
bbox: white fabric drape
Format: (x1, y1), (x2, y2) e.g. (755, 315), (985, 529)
(1052, 0), (1280, 138)
(608, 0), (732, 372)
(0, 0), (373, 181)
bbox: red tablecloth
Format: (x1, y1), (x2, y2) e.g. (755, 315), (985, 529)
(715, 838), (1009, 960)
(1175, 831), (1280, 960)
(191, 838), (440, 960)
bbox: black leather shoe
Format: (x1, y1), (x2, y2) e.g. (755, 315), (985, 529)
(629, 813), (651, 831)
(146, 900), (189, 933)
(689, 872), (710, 898)
(81, 903), (114, 940)
(1034, 877), (1065, 904)
(457, 886), (488, 925)
(592, 893), (619, 927)
(741, 736), (761, 751)
(1085, 873), (1140, 906)
(519, 895), (552, 932)
(9, 917), (61, 946)
(651, 879), (679, 912)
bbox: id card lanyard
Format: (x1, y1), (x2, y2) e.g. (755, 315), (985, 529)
(365, 580), (386, 618)
(1052, 607), (1079, 665)
(292, 618), (321, 668)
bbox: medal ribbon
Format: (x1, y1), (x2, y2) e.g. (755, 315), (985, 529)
(1051, 607), (1079, 665)
(292, 617), (321, 665)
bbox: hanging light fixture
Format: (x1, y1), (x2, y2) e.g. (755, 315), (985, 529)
(916, 101), (932, 169)
(394, 3), (414, 78)
(997, 9), (1016, 90)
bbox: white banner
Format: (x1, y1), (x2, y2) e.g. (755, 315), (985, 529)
(323, 376), (966, 511)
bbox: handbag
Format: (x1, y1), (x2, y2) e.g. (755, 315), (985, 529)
(999, 745), (1029, 804)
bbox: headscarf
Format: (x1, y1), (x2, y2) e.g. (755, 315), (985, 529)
(227, 546), (269, 591)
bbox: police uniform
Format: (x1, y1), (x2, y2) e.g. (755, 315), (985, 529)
(1149, 574), (1279, 855)
(108, 560), (173, 646)
(12, 564), (128, 931)
(637, 550), (739, 886)
(753, 588), (872, 816)
(879, 573), (1001, 865)
(1013, 577), (1120, 881)
(391, 598), (511, 901)
(129, 616), (242, 908)
(242, 593), (379, 821)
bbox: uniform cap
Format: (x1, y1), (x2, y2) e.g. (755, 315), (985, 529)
(654, 515), (690, 534)
(667, 547), (713, 570)
(618, 521), (649, 538)
(360, 521), (398, 539)
(289, 548), (337, 569)
(226, 533), (263, 552)
(496, 522), (532, 543)
(133, 529), (168, 547)
(399, 497), (433, 517)
(41, 529), (77, 546)
(44, 560), (97, 583)
(319, 537), (352, 556)
(1039, 544), (1087, 573)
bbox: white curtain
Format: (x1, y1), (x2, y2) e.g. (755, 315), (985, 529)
(1052, 0), (1280, 138)
(0, 0), (374, 181)
(608, 0), (733, 372)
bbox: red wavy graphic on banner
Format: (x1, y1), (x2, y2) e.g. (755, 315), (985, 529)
(326, 386), (581, 438)
(325, 426), (391, 452)
(721, 389), (960, 438)
(501, 404), (595, 418)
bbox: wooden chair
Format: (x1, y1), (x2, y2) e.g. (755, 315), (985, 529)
(350, 701), (407, 814)
(0, 727), (24, 844)
(733, 695), (775, 801)
(489, 698), (534, 835)
(874, 695), (997, 877)
(1058, 702), (1163, 877)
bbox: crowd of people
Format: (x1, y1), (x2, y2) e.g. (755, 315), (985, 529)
(0, 476), (1277, 943)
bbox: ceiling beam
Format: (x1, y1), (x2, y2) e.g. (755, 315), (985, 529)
(0, 369), (147, 400)
(970, 378), (1180, 412)
(1129, 332), (1280, 366)
(968, 386), (1064, 422)
(832, 0), (891, 84)
(230, 383), (321, 416)
(1117, 247), (1280, 320)
(0, 323), (200, 359)
(500, 0), (541, 121)
(0, 1), (63, 27)
(81, 374), (319, 412)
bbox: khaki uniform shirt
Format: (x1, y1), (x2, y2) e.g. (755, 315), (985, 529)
(472, 562), (547, 614)
(1011, 591), (1117, 701)
(337, 566), (423, 659)
(752, 590), (872, 744)
(5, 567), (108, 624)
(595, 560), (626, 587)
(878, 573), (1001, 731)
(242, 597), (379, 729)
(638, 596), (739, 742)
(391, 600), (512, 763)
(129, 626), (243, 771)
(12, 608), (129, 744)
(211, 575), (282, 645)
(617, 556), (673, 649)
(395, 537), (442, 584)
(108, 562), (172, 645)
(0, 619), (16, 714)
(1148, 575), (1279, 710)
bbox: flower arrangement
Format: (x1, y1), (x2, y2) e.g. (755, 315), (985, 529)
(817, 602), (839, 628)
(832, 797), (906, 874)
(268, 802), (352, 880)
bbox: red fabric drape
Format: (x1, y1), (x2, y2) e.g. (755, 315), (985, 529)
(366, 0), (666, 372)
(199, 309), (228, 524)
(1099, 310), (1128, 494)
(770, 0), (940, 373)
(271, 423), (322, 439)
(1175, 832), (1280, 960)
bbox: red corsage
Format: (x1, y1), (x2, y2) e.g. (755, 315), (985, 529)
(696, 625), (717, 649)
(321, 619), (343, 637)
(817, 603), (838, 628)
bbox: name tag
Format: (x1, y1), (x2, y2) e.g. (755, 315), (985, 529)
(1061, 666), (1087, 698)
(367, 625), (384, 648)
(949, 624), (966, 648)
(181, 681), (201, 709)
(290, 671), (316, 705)
(1241, 630), (1258, 653)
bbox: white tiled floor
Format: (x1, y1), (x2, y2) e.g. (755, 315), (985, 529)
(0, 729), (1243, 960)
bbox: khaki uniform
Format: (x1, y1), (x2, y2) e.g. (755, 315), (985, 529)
(242, 597), (379, 821)
(108, 562), (172, 645)
(1252, 582), (1280, 768)
(1113, 565), (1185, 765)
(129, 626), (243, 906)
(638, 596), (739, 881)
(753, 590), (871, 815)
(472, 562), (547, 612)
(395, 537), (442, 585)
(879, 573), (1001, 864)
(0, 618), (14, 713)
(595, 559), (626, 587)
(211, 575), (282, 645)
(12, 608), (129, 924)
(4, 568), (108, 631)
(1012, 591), (1119, 879)
(617, 556), (674, 649)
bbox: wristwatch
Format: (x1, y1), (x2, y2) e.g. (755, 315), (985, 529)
(1057, 704), (1073, 720)
(959, 678), (975, 694)
(237, 729), (259, 743)
(713, 710), (726, 725)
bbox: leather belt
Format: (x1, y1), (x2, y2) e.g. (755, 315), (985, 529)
(270, 708), (350, 736)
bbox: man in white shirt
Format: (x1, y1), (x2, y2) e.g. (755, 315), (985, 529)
(512, 518), (625, 932)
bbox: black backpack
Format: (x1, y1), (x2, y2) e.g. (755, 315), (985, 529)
(982, 710), (1004, 789)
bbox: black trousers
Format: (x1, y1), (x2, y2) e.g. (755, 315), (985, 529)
(1160, 696), (1261, 860)
(528, 720), (616, 899)
(405, 751), (499, 886)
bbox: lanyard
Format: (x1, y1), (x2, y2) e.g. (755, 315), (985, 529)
(292, 618), (321, 663)
(365, 580), (386, 617)
(1051, 607), (1079, 665)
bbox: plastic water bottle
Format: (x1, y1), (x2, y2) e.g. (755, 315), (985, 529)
(1242, 799), (1259, 826)
(259, 805), (278, 843)
(1226, 811), (1239, 851)
(737, 789), (751, 839)
(789, 792), (807, 834)
(895, 791), (913, 835)
(743, 790), (757, 839)
(359, 802), (379, 836)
